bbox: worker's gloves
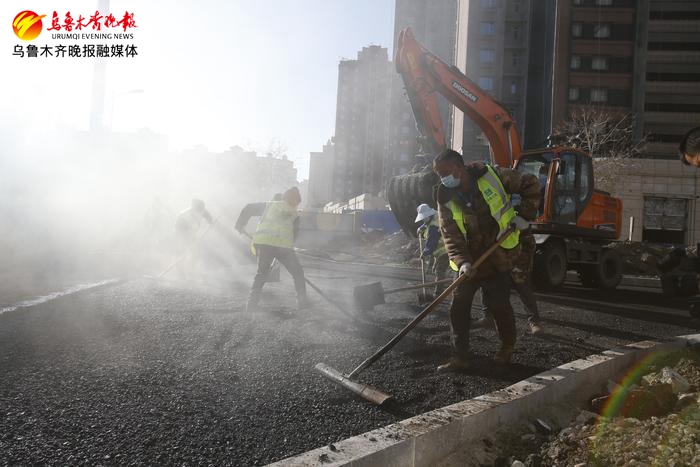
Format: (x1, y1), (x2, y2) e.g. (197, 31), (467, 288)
(512, 215), (530, 231)
(458, 262), (476, 279)
(417, 225), (427, 235)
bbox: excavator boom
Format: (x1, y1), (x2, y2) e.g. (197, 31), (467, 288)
(394, 28), (522, 166)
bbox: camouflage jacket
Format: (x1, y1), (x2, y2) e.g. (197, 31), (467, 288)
(436, 162), (540, 278)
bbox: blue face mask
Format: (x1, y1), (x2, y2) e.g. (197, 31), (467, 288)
(441, 174), (460, 188)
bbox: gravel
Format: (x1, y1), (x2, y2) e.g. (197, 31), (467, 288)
(492, 350), (700, 467)
(1, 262), (698, 466)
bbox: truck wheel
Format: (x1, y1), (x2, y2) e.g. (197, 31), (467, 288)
(577, 265), (597, 288)
(690, 302), (700, 319)
(534, 241), (567, 290)
(594, 249), (622, 290)
(678, 274), (699, 297)
(660, 275), (679, 297)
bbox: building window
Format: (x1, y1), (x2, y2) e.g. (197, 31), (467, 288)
(480, 49), (495, 63)
(572, 23), (583, 37)
(592, 56), (609, 70)
(480, 22), (496, 35)
(515, 1), (520, 13)
(595, 0), (613, 5)
(569, 87), (580, 101)
(480, 0), (496, 7)
(593, 24), (611, 38)
(478, 77), (494, 91)
(512, 52), (520, 67)
(590, 88), (608, 102)
(570, 55), (581, 69)
(510, 81), (518, 94)
(573, 0), (583, 5)
(513, 26), (520, 41)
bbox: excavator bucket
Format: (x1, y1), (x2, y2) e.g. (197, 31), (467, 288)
(387, 167), (439, 237)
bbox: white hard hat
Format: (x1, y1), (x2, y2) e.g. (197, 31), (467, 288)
(415, 203), (437, 223)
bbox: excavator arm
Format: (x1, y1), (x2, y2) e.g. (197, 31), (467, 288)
(394, 28), (522, 166)
(388, 27), (523, 235)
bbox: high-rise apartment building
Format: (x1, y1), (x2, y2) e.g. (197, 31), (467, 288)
(633, 0), (700, 158)
(551, 0), (638, 126)
(546, 0), (700, 244)
(389, 0), (458, 174)
(307, 139), (335, 209)
(452, 0), (531, 161)
(332, 46), (393, 202)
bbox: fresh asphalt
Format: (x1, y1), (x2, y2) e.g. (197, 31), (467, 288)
(1, 261), (698, 466)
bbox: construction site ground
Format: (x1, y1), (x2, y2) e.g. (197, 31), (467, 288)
(1, 258), (699, 466)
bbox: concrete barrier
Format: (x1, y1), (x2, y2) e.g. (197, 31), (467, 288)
(269, 334), (700, 467)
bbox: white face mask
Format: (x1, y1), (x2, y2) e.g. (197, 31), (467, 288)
(440, 174), (460, 188)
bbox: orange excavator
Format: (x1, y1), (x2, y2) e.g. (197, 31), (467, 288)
(388, 28), (624, 290)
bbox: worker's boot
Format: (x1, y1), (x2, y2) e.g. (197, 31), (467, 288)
(528, 320), (543, 335)
(472, 316), (496, 331)
(494, 344), (514, 364)
(437, 355), (470, 372)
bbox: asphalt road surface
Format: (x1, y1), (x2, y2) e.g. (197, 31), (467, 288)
(1, 261), (698, 466)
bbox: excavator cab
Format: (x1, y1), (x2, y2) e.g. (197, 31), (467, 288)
(515, 149), (595, 229)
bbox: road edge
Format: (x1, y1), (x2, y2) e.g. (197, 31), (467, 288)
(269, 333), (700, 467)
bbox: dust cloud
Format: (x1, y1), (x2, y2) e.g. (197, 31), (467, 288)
(0, 123), (295, 306)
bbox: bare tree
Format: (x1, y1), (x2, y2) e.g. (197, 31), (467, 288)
(552, 107), (646, 193)
(261, 138), (289, 159)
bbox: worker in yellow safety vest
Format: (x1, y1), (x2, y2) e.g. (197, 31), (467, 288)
(415, 203), (449, 298)
(433, 149), (540, 371)
(235, 187), (309, 312)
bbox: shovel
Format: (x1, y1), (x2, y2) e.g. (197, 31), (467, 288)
(316, 226), (516, 405)
(241, 230), (352, 319)
(157, 218), (217, 278)
(353, 278), (452, 311)
(417, 235), (432, 304)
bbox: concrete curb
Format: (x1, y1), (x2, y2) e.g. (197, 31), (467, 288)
(269, 334), (700, 467)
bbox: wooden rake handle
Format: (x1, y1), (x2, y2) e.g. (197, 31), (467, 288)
(347, 225), (516, 379)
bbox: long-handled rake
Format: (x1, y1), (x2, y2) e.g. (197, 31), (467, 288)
(315, 226), (515, 405)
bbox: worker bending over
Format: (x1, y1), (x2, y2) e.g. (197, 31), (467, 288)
(415, 203), (449, 298)
(235, 187), (309, 312)
(433, 149), (540, 371)
(174, 198), (214, 278)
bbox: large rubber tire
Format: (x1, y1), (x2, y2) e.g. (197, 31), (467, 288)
(577, 264), (598, 288)
(533, 241), (567, 290)
(594, 248), (622, 290)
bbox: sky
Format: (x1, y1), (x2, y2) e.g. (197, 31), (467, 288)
(1, 0), (396, 180)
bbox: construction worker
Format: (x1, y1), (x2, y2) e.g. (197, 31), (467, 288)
(174, 198), (214, 278)
(235, 187), (309, 312)
(415, 203), (449, 297)
(433, 149), (540, 371)
(679, 127), (700, 167)
(474, 203), (543, 335)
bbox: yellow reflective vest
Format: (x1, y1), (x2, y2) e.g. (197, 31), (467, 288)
(253, 201), (298, 249)
(447, 165), (520, 271)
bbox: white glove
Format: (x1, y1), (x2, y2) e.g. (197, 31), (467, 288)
(458, 262), (476, 279)
(512, 215), (530, 231)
